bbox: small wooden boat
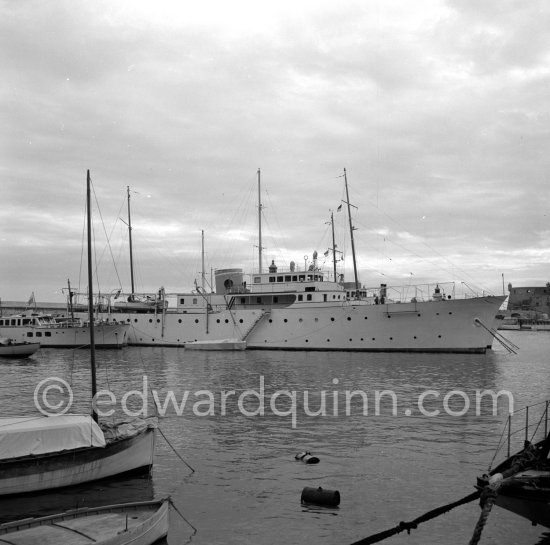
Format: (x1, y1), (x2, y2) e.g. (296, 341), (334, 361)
(0, 497), (170, 545)
(185, 338), (246, 351)
(475, 400), (550, 530)
(0, 338), (40, 358)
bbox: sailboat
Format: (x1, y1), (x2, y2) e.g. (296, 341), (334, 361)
(112, 186), (166, 313)
(0, 171), (156, 496)
(474, 400), (550, 530)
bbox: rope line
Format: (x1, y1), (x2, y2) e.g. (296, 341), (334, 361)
(349, 490), (480, 545)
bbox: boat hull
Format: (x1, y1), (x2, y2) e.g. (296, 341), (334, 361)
(0, 498), (169, 545)
(0, 323), (129, 348)
(92, 295), (504, 353)
(0, 428), (155, 496)
(0, 343), (40, 358)
(496, 470), (550, 528)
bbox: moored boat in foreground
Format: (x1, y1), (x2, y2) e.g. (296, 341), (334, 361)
(0, 172), (156, 496)
(474, 400), (550, 533)
(0, 497), (170, 545)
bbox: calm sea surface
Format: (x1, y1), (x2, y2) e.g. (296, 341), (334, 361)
(0, 331), (549, 545)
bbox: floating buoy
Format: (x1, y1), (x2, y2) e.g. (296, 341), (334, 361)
(295, 451), (320, 464)
(301, 486), (340, 507)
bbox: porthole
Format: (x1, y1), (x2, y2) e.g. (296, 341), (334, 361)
(216, 319), (220, 323)
(299, 318), (303, 323)
(239, 319), (244, 323)
(284, 318), (288, 323)
(195, 319), (199, 324)
(347, 317), (351, 321)
(438, 335), (442, 338)
(269, 319), (273, 323)
(330, 317), (335, 321)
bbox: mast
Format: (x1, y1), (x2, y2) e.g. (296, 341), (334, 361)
(343, 168), (360, 298)
(67, 279), (75, 323)
(330, 211), (337, 282)
(201, 229), (205, 291)
(127, 186), (135, 299)
(257, 168), (263, 273)
(86, 170), (98, 422)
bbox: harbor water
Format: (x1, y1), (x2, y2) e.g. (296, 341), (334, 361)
(0, 331), (548, 544)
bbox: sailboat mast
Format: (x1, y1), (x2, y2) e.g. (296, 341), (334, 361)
(86, 170), (98, 422)
(343, 168), (360, 299)
(257, 168), (263, 273)
(330, 211), (337, 282)
(127, 186), (135, 297)
(201, 229), (205, 291)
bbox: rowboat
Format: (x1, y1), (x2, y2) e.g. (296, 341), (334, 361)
(0, 498), (170, 545)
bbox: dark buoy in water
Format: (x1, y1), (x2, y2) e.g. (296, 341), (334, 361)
(301, 486), (340, 507)
(295, 451), (320, 464)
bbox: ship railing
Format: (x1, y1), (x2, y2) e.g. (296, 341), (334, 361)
(487, 399), (550, 470)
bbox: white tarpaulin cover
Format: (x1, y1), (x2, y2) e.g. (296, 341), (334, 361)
(0, 415), (106, 460)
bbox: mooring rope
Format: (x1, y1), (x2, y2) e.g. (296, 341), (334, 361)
(474, 319), (518, 354)
(349, 490), (481, 545)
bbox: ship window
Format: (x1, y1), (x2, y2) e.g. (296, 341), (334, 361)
(36, 332), (42, 337)
(307, 294), (312, 301)
(254, 277), (261, 283)
(11, 319), (16, 325)
(45, 332), (51, 337)
(299, 275), (305, 281)
(324, 294), (327, 302)
(193, 298), (198, 304)
(180, 298), (185, 304)
(240, 298), (246, 304)
(298, 295), (303, 301)
(274, 296), (279, 303)
(292, 276), (298, 281)
(277, 276), (283, 282)
(26, 332), (33, 337)
(269, 277), (276, 283)
(305, 287), (315, 292)
(285, 275), (291, 281)
(307, 275), (313, 281)
(256, 297), (262, 304)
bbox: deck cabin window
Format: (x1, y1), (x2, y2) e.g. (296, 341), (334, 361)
(180, 298), (185, 304)
(269, 277), (276, 283)
(36, 332), (42, 337)
(298, 295), (303, 301)
(26, 332), (33, 337)
(305, 287), (315, 292)
(274, 296), (279, 303)
(254, 277), (261, 284)
(285, 275), (291, 281)
(292, 275), (298, 281)
(307, 275), (313, 281)
(256, 297), (262, 304)
(240, 298), (246, 304)
(277, 276), (283, 282)
(307, 294), (312, 301)
(299, 275), (305, 281)
(193, 298), (198, 304)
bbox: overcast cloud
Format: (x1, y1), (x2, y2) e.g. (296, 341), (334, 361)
(2, 0), (549, 303)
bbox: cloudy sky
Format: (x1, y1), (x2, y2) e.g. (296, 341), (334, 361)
(2, 0), (549, 303)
